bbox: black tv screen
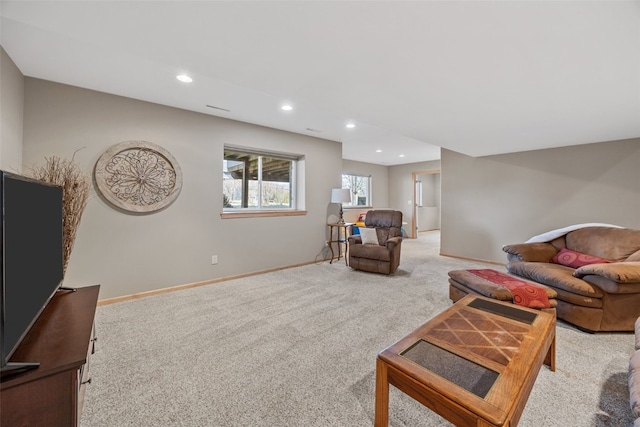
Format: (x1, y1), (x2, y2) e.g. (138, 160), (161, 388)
(1, 171), (64, 370)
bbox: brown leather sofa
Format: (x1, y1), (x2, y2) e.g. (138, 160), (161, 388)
(348, 210), (403, 275)
(503, 226), (640, 332)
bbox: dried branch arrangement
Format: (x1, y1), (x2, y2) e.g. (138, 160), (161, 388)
(30, 156), (90, 275)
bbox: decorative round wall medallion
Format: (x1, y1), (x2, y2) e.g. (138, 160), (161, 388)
(94, 141), (183, 213)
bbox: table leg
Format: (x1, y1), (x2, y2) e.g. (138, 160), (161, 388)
(344, 241), (349, 266)
(328, 240), (335, 264)
(344, 231), (349, 267)
(375, 358), (389, 427)
(328, 224), (336, 264)
(545, 333), (556, 372)
(344, 225), (351, 266)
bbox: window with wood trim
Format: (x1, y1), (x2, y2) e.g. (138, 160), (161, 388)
(223, 147), (299, 210)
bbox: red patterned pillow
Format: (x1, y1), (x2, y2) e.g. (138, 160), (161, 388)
(552, 248), (610, 268)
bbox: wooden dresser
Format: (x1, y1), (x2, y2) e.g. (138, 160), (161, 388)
(0, 285), (100, 426)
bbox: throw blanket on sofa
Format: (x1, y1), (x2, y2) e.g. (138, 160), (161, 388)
(524, 223), (623, 243)
(468, 269), (551, 309)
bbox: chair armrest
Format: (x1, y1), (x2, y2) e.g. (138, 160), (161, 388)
(574, 262), (640, 283)
(348, 236), (362, 245)
(502, 243), (558, 262)
(385, 236), (402, 250)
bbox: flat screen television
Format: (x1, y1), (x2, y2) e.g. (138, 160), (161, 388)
(0, 170), (64, 376)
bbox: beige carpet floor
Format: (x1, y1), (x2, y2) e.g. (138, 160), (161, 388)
(80, 231), (635, 426)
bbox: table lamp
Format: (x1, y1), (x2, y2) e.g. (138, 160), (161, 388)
(331, 188), (351, 224)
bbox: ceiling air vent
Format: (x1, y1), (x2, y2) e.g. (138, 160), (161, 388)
(206, 105), (230, 112)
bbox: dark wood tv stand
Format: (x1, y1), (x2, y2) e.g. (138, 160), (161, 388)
(0, 285), (100, 426)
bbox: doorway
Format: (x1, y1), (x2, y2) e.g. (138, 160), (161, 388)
(411, 170), (440, 239)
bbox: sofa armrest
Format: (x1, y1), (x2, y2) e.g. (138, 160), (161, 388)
(385, 236), (402, 250)
(348, 236), (362, 245)
(574, 262), (640, 283)
(502, 243), (558, 262)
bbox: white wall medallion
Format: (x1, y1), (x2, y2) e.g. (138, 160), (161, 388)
(94, 141), (182, 213)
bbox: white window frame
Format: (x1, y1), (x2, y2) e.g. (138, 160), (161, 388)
(223, 146), (305, 218)
(342, 173), (372, 208)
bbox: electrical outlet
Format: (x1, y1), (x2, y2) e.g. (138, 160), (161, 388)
(211, 255), (218, 265)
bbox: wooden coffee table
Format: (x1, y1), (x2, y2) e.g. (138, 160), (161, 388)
(375, 295), (556, 427)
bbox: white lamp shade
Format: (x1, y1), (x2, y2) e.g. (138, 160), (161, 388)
(331, 188), (351, 203)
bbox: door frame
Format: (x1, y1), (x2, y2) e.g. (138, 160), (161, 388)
(411, 170), (440, 239)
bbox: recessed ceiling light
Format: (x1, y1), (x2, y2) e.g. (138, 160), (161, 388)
(176, 74), (193, 83)
(281, 105), (293, 111)
(399, 154), (405, 158)
(376, 149), (382, 153)
(346, 123), (356, 129)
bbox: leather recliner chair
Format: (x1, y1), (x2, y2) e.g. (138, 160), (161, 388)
(348, 210), (403, 275)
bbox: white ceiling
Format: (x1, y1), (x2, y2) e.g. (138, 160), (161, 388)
(2, 1), (639, 166)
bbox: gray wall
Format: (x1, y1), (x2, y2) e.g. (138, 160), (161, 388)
(416, 172), (441, 231)
(1, 47), (24, 172)
(23, 78), (343, 299)
(388, 160), (441, 236)
(440, 139), (640, 263)
(340, 159), (443, 235)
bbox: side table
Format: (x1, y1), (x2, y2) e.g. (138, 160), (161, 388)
(327, 222), (353, 265)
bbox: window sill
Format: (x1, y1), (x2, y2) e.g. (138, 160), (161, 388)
(221, 210), (307, 219)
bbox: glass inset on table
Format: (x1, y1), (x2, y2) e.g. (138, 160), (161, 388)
(401, 340), (499, 398)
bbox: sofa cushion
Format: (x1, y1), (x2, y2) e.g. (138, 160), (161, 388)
(364, 210), (402, 245)
(574, 262), (640, 284)
(502, 243), (558, 263)
(627, 250), (640, 262)
(507, 261), (604, 298)
(365, 209), (403, 228)
(578, 275), (640, 294)
(550, 287), (602, 308)
(566, 227), (640, 261)
(349, 243), (391, 262)
(448, 277), (513, 301)
(448, 269), (557, 305)
(552, 248), (610, 268)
